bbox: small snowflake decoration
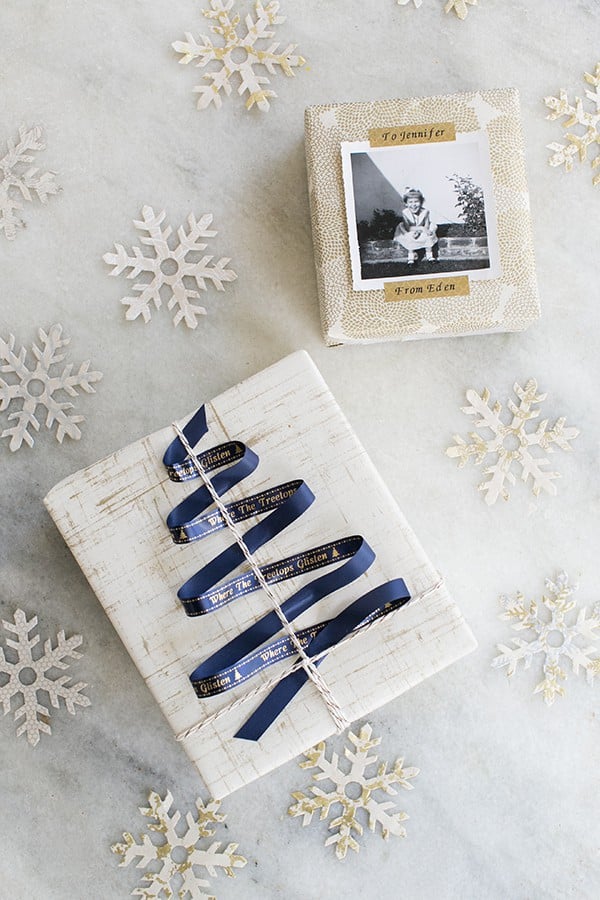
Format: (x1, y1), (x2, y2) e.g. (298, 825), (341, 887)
(0, 125), (60, 240)
(112, 790), (247, 899)
(0, 609), (90, 746)
(492, 572), (600, 706)
(289, 723), (418, 860)
(397, 0), (478, 19)
(0, 324), (102, 452)
(445, 379), (579, 505)
(545, 63), (600, 187)
(103, 207), (237, 328)
(172, 0), (306, 112)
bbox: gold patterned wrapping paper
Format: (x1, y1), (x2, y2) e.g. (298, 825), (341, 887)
(305, 89), (540, 346)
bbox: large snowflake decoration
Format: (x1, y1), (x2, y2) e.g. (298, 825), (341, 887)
(0, 324), (102, 452)
(172, 0), (306, 112)
(0, 125), (60, 240)
(397, 0), (478, 19)
(445, 379), (579, 505)
(545, 63), (600, 187)
(492, 571), (600, 706)
(288, 723), (418, 860)
(112, 790), (247, 899)
(0, 608), (90, 746)
(103, 207), (237, 328)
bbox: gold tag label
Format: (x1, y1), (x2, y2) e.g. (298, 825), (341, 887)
(384, 276), (470, 301)
(369, 123), (456, 147)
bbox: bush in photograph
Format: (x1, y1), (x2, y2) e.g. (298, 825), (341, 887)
(447, 174), (486, 235)
(357, 208), (401, 242)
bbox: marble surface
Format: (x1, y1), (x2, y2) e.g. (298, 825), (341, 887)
(1, 1), (599, 898)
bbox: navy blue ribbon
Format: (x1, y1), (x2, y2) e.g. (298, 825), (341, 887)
(189, 536), (375, 684)
(177, 480), (317, 612)
(164, 404), (259, 542)
(163, 406), (412, 741)
(181, 535), (371, 616)
(235, 578), (411, 741)
(164, 405), (211, 481)
(169, 479), (308, 546)
(187, 576), (410, 740)
(166, 443), (259, 542)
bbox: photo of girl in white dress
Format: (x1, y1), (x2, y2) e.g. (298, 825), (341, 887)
(393, 188), (438, 265)
(341, 133), (499, 290)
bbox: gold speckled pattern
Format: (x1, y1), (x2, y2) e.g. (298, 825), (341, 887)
(305, 89), (541, 346)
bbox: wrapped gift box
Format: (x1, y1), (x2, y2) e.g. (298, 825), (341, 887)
(44, 352), (476, 798)
(305, 89), (540, 345)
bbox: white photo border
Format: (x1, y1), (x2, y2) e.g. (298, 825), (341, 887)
(341, 131), (501, 292)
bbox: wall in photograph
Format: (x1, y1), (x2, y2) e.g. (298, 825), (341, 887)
(350, 153), (406, 221)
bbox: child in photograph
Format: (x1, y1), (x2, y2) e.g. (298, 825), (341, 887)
(393, 188), (438, 264)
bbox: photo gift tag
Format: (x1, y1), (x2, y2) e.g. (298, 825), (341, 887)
(341, 121), (500, 296)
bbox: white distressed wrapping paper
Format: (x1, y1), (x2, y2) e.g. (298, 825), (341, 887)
(44, 351), (476, 798)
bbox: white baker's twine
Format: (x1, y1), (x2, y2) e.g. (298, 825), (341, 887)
(171, 422), (350, 736)
(175, 576), (443, 742)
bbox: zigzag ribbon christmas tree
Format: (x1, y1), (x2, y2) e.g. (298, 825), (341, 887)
(163, 404), (412, 741)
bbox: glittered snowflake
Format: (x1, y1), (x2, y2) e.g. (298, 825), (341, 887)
(445, 379), (579, 505)
(172, 0), (306, 112)
(397, 0), (478, 19)
(0, 324), (102, 452)
(492, 571), (600, 706)
(0, 125), (60, 239)
(545, 63), (600, 187)
(112, 790), (247, 899)
(289, 723), (418, 860)
(103, 207), (237, 328)
(0, 609), (90, 746)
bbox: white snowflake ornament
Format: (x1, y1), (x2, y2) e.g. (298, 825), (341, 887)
(492, 572), (600, 706)
(112, 790), (247, 899)
(0, 609), (90, 746)
(0, 125), (60, 240)
(103, 207), (237, 328)
(545, 63), (600, 187)
(173, 0), (306, 112)
(445, 379), (579, 505)
(0, 324), (102, 452)
(289, 723), (418, 860)
(444, 0), (477, 18)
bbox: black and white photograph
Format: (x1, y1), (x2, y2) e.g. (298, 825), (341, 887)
(341, 133), (499, 290)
